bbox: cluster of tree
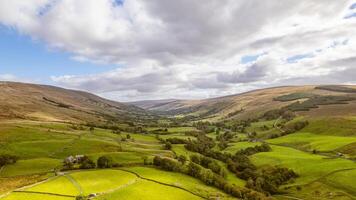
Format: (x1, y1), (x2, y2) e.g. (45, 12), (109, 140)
(263, 109), (296, 121)
(236, 143), (272, 156)
(153, 156), (270, 200)
(184, 134), (216, 153)
(0, 154), (18, 167)
(193, 121), (215, 133)
(227, 154), (256, 180)
(230, 118), (259, 133)
(153, 156), (182, 172)
(183, 131), (298, 195)
(97, 156), (113, 168)
(282, 121), (309, 134)
(269, 120), (309, 139)
(165, 137), (188, 144)
(216, 131), (235, 150)
(148, 128), (169, 135)
(63, 155), (116, 170)
(246, 166), (299, 195)
(79, 156), (96, 169)
(184, 130), (203, 137)
(190, 155), (227, 177)
(216, 131), (234, 141)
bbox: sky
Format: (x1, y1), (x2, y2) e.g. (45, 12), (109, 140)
(0, 0), (356, 101)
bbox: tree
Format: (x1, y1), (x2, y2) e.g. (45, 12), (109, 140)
(89, 126), (94, 132)
(79, 157), (96, 169)
(97, 156), (113, 168)
(164, 142), (172, 150)
(178, 155), (187, 164)
(0, 154), (18, 167)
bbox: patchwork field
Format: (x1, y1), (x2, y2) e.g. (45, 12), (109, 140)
(1, 84), (356, 200)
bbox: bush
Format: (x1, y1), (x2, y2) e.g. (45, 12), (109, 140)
(79, 157), (96, 169)
(97, 156), (113, 168)
(0, 154), (18, 167)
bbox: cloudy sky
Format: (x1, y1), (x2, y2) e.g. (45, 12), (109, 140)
(0, 0), (356, 101)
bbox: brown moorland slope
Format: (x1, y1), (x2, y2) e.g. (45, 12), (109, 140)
(0, 81), (153, 123)
(133, 85), (356, 121)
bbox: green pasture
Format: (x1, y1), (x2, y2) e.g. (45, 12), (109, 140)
(1, 193), (73, 200)
(96, 179), (202, 200)
(26, 176), (79, 196)
(125, 167), (233, 199)
(268, 132), (356, 152)
(251, 145), (356, 185)
(223, 142), (262, 154)
(0, 158), (61, 177)
(69, 169), (137, 195)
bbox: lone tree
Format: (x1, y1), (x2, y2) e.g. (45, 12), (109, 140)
(97, 156), (113, 168)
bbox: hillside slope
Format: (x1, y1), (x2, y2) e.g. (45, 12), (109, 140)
(137, 85), (356, 121)
(0, 81), (154, 123)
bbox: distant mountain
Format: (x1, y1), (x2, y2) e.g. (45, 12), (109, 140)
(0, 81), (154, 123)
(129, 99), (178, 110)
(135, 85), (356, 121)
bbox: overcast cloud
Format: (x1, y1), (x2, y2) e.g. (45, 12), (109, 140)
(0, 0), (356, 101)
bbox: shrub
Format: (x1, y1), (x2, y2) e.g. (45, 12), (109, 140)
(0, 154), (18, 167)
(97, 156), (113, 168)
(79, 157), (96, 169)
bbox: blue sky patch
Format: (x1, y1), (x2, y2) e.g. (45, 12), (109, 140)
(241, 53), (265, 64)
(350, 3), (356, 9)
(0, 26), (117, 84)
(113, 0), (124, 7)
(344, 13), (356, 19)
(287, 53), (314, 63)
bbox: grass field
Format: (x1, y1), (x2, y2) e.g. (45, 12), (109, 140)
(324, 169), (356, 196)
(69, 169), (137, 195)
(0, 158), (61, 177)
(96, 179), (202, 200)
(124, 167), (233, 199)
(223, 142), (262, 154)
(268, 132), (356, 152)
(1, 193), (74, 200)
(251, 145), (356, 185)
(302, 117), (356, 136)
(26, 176), (79, 196)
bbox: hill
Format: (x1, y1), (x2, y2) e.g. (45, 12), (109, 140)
(137, 85), (356, 121)
(129, 99), (178, 110)
(0, 81), (154, 123)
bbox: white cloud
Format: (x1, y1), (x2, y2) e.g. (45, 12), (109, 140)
(0, 0), (356, 100)
(0, 74), (17, 81)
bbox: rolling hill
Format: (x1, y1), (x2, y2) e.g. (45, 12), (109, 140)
(132, 85), (356, 121)
(0, 81), (154, 123)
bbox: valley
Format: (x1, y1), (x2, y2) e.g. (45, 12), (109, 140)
(0, 82), (356, 200)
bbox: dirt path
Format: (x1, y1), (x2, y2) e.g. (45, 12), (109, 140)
(96, 178), (138, 196)
(64, 174), (83, 195)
